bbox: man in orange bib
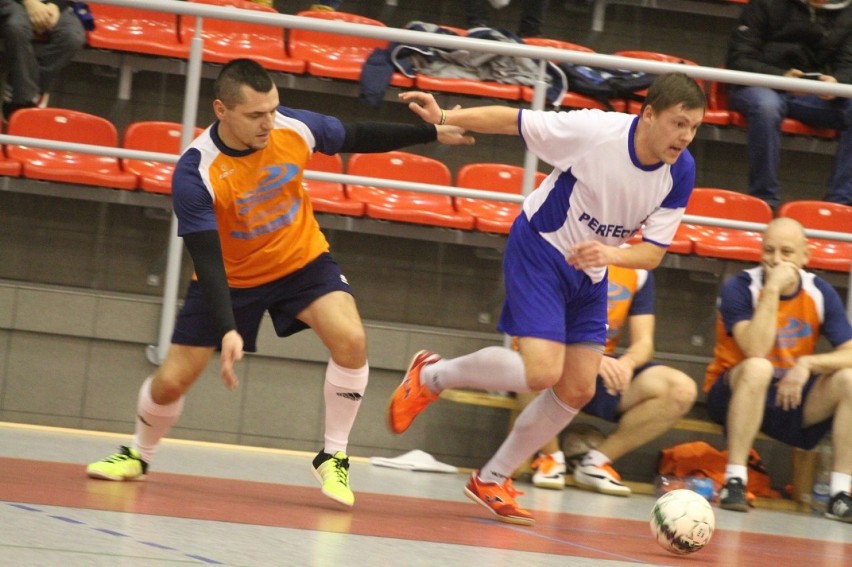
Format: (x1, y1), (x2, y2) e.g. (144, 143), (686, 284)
(86, 58), (474, 509)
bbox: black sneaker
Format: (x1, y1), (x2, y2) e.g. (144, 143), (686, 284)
(825, 491), (852, 523)
(719, 477), (749, 512)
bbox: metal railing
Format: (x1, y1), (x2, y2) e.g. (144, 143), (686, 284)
(2, 0), (850, 361)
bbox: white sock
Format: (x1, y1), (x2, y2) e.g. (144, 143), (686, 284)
(133, 376), (184, 463)
(479, 388), (578, 484)
(421, 346), (529, 394)
(581, 449), (610, 467)
(830, 472), (851, 497)
(725, 464), (748, 484)
(323, 359), (368, 455)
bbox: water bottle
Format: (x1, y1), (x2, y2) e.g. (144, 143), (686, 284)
(810, 437), (832, 514)
(654, 474), (688, 497)
(654, 474), (716, 501)
(687, 476), (717, 501)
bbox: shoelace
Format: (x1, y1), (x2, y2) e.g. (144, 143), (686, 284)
(103, 446), (135, 463)
(329, 455), (350, 484)
(501, 479), (524, 499)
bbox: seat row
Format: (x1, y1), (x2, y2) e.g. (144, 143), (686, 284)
(83, 3), (837, 142)
(2, 107), (849, 273)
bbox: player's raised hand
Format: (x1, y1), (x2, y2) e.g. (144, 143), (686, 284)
(220, 330), (244, 391)
(399, 91), (442, 124)
(765, 260), (799, 291)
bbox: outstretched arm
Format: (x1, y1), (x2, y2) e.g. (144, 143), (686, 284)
(400, 91), (520, 135)
(338, 121), (473, 153)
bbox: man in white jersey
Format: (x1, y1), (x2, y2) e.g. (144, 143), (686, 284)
(388, 73), (706, 526)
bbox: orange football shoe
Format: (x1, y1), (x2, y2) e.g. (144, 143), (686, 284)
(387, 350), (441, 434)
(464, 471), (535, 526)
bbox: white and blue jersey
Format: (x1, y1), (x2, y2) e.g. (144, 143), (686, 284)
(498, 108), (695, 345)
(518, 108), (694, 284)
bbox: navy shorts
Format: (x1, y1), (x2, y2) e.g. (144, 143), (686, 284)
(581, 361), (657, 422)
(706, 367), (834, 450)
(172, 253), (352, 352)
(498, 215), (607, 345)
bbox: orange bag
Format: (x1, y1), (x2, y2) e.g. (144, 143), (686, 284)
(658, 441), (780, 501)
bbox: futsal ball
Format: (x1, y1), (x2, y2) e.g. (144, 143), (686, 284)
(649, 489), (715, 555)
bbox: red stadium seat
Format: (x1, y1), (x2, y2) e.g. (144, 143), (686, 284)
(122, 122), (204, 195)
(86, 3), (189, 58)
(0, 148), (21, 177)
(520, 38), (626, 111)
(302, 152), (364, 216)
(346, 151), (474, 229)
(685, 188), (773, 262)
(181, 0), (305, 74)
(7, 108), (138, 190)
(287, 10), (411, 86)
(777, 200), (852, 272)
(455, 163), (545, 234)
(712, 81), (836, 139)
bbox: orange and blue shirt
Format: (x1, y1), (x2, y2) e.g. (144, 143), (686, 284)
(171, 107), (347, 288)
(704, 266), (852, 392)
(605, 265), (654, 354)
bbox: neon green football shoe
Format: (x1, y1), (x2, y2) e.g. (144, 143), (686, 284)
(312, 450), (354, 507)
(86, 446), (148, 481)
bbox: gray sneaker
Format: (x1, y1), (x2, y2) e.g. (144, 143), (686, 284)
(719, 477), (748, 511)
(825, 491), (851, 523)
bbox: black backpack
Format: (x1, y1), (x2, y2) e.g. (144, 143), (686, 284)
(559, 64), (656, 111)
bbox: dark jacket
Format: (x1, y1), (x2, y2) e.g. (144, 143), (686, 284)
(726, 0), (852, 84)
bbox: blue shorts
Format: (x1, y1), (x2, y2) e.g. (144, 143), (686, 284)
(581, 361), (658, 422)
(172, 253), (352, 352)
(498, 215), (607, 345)
(706, 367), (834, 450)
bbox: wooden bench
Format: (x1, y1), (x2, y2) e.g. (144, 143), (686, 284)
(439, 388), (818, 511)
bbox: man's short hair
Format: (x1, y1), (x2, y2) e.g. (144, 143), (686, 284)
(214, 59), (275, 108)
(642, 72), (706, 114)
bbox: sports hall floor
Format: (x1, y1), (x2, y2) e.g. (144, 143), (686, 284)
(1, 422), (848, 566)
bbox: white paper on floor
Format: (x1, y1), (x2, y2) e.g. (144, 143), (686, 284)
(369, 449), (458, 473)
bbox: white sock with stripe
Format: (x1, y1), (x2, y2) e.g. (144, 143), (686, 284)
(323, 359), (368, 455)
(133, 376), (184, 463)
(479, 388), (578, 484)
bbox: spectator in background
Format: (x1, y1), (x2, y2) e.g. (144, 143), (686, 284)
(0, 0), (86, 119)
(465, 0), (549, 38)
(705, 217), (852, 522)
(523, 265), (697, 496)
(726, 0), (852, 209)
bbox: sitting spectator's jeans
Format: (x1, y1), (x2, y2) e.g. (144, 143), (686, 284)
(728, 85), (852, 208)
(0, 3), (86, 105)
